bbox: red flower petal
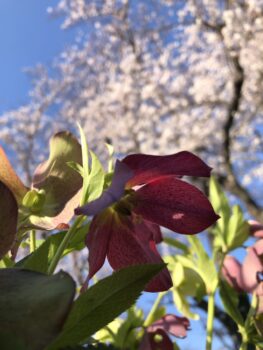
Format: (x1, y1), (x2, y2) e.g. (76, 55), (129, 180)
(133, 177), (219, 234)
(107, 215), (172, 292)
(86, 211), (113, 280)
(122, 151), (212, 187)
(149, 314), (190, 338)
(132, 215), (163, 244)
(0, 181), (18, 258)
(222, 256), (243, 292)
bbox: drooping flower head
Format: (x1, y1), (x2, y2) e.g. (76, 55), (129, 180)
(75, 151), (219, 292)
(0, 132), (83, 258)
(222, 239), (263, 302)
(139, 314), (190, 350)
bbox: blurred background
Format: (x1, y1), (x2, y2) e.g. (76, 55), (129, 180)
(1, 1), (263, 349)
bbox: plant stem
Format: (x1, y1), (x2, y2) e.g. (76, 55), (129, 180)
(239, 341), (248, 350)
(144, 292), (165, 327)
(47, 216), (84, 275)
(206, 292), (215, 350)
(30, 230), (36, 252)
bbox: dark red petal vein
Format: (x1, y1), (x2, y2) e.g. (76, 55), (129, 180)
(86, 211), (113, 280)
(133, 177), (219, 234)
(107, 216), (172, 292)
(122, 151), (212, 187)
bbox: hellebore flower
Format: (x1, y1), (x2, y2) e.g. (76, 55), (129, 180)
(139, 314), (190, 350)
(75, 151), (219, 292)
(222, 239), (263, 312)
(0, 132), (82, 257)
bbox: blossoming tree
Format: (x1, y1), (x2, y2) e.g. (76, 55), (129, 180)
(1, 1), (263, 349)
(1, 1), (263, 222)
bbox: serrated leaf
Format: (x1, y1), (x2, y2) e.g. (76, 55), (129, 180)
(209, 176), (231, 220)
(48, 264), (165, 349)
(187, 236), (218, 293)
(20, 224), (89, 273)
(226, 205), (249, 251)
(0, 268), (75, 350)
(172, 288), (199, 320)
(219, 280), (244, 326)
(209, 177), (231, 248)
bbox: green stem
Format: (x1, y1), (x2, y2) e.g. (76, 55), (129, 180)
(144, 292), (165, 327)
(206, 292), (215, 350)
(30, 230), (36, 253)
(47, 216), (84, 275)
(239, 341), (248, 350)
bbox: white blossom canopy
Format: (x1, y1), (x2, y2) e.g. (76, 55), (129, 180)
(1, 0), (263, 219)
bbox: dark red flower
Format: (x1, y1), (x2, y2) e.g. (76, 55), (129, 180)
(139, 314), (190, 350)
(75, 151), (219, 292)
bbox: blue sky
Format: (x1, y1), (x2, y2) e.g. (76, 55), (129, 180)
(0, 0), (75, 114)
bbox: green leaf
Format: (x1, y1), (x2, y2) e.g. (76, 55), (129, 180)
(105, 143), (114, 172)
(173, 342), (180, 350)
(22, 238), (50, 273)
(113, 307), (144, 348)
(172, 262), (185, 288)
(219, 280), (244, 326)
(187, 236), (218, 293)
(77, 123), (90, 206)
(172, 288), (199, 320)
(95, 319), (122, 343)
(209, 177), (231, 250)
(209, 176), (231, 220)
(0, 181), (18, 258)
(0, 256), (14, 268)
(87, 150), (105, 202)
(163, 237), (189, 253)
(0, 332), (27, 350)
(172, 262), (206, 299)
(67, 161), (84, 177)
(20, 224), (89, 273)
(22, 189), (46, 212)
(226, 205), (249, 251)
(48, 264), (165, 349)
(0, 268), (75, 350)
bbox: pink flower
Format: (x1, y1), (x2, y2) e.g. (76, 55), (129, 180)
(139, 314), (190, 350)
(248, 220), (263, 239)
(76, 151), (219, 292)
(222, 239), (263, 312)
